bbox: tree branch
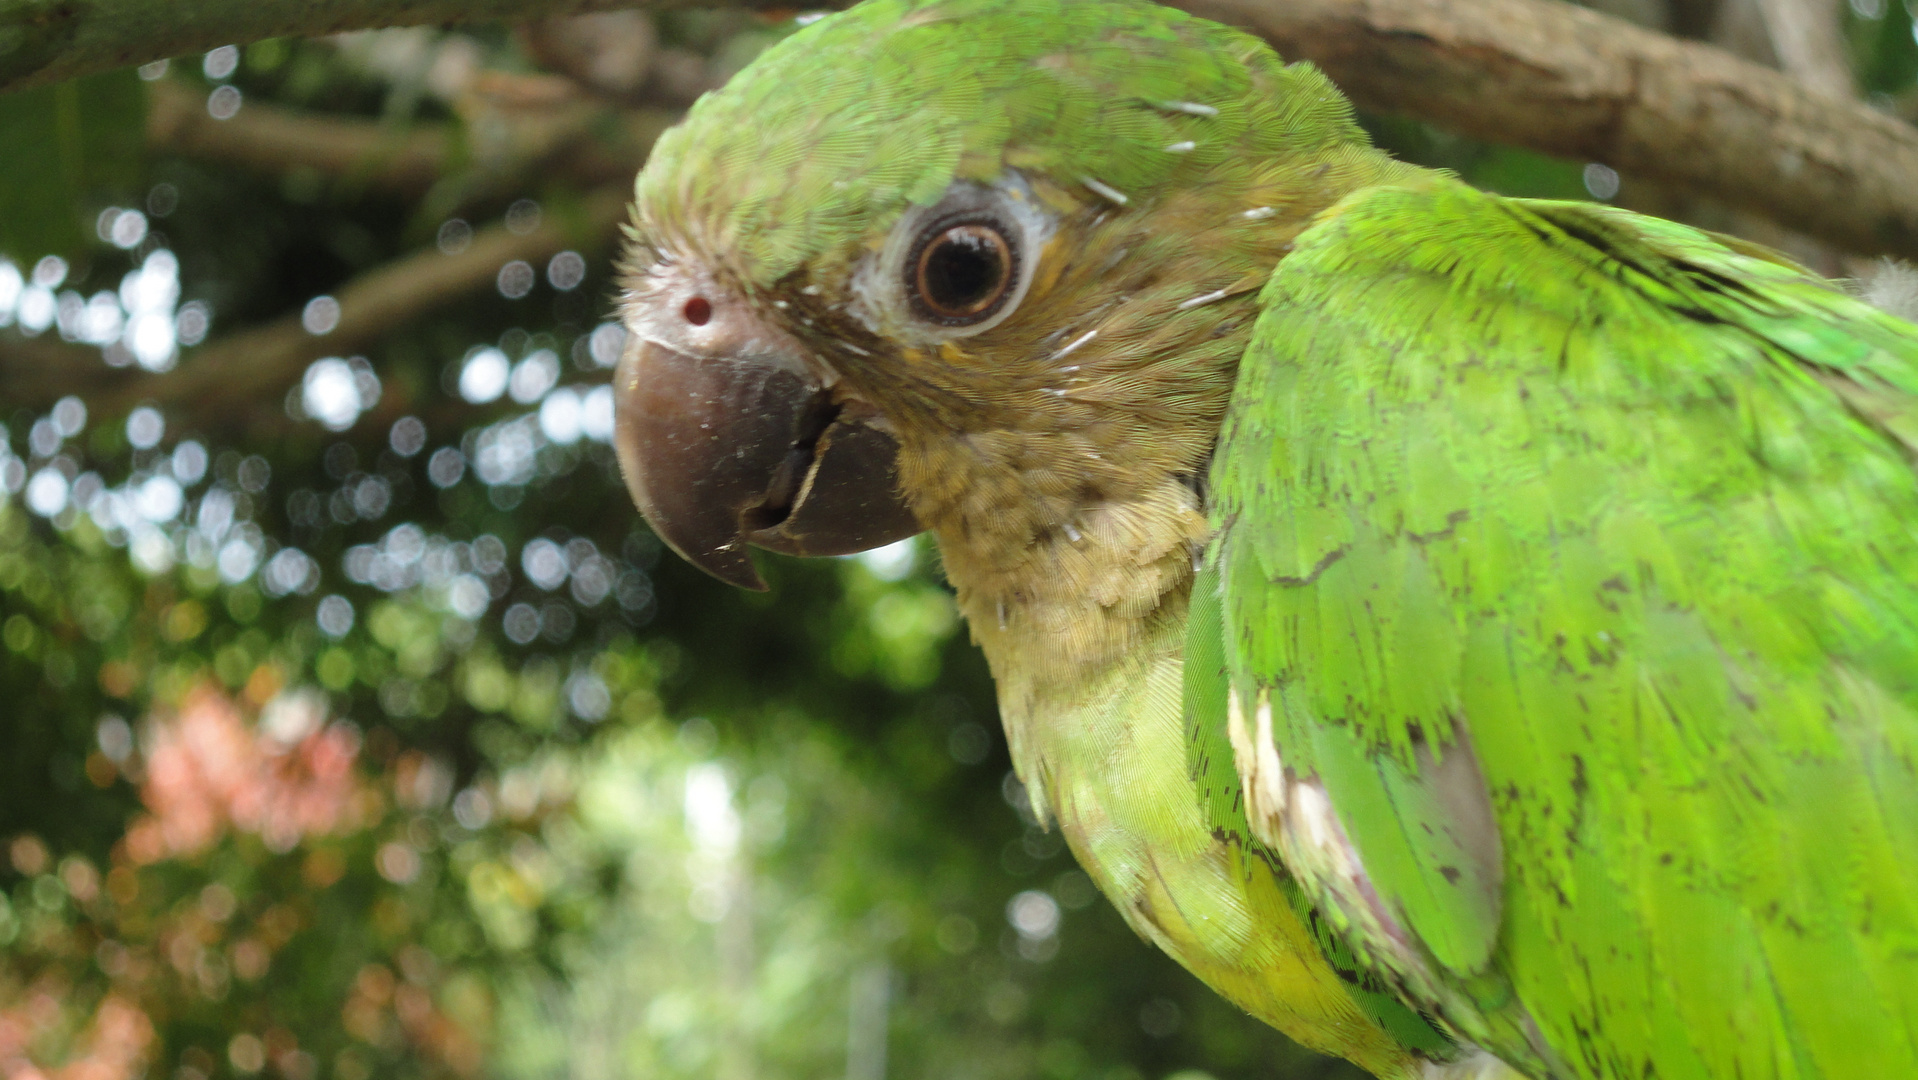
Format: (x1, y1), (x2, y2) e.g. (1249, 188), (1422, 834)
(0, 0), (805, 95)
(145, 79), (675, 200)
(1178, 0), (1918, 258)
(0, 187), (629, 431)
(1752, 0), (1852, 101)
(146, 79), (448, 194)
(11, 0), (1918, 258)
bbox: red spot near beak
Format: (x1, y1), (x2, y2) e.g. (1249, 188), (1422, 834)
(683, 296), (712, 326)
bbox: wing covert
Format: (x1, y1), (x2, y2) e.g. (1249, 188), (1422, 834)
(1210, 179), (1918, 1080)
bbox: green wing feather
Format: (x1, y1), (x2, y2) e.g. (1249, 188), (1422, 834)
(1209, 177), (1918, 1079)
(1186, 564), (1459, 1061)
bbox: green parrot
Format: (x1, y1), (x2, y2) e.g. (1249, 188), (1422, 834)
(607, 1), (1918, 1077)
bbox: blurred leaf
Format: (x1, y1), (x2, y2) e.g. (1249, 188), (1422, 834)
(0, 67), (143, 259)
(1463, 145), (1592, 200)
(1856, 0), (1918, 95)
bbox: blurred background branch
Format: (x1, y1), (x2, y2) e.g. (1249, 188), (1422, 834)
(1755, 0), (1855, 97)
(0, 0), (792, 93)
(5, 0), (1918, 259)
(144, 78), (452, 197)
(1, 61), (674, 423)
(0, 185), (629, 428)
(144, 76), (675, 200)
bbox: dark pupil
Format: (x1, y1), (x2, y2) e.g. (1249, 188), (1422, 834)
(924, 229), (1005, 312)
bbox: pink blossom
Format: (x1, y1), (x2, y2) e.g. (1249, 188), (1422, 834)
(127, 687), (365, 863)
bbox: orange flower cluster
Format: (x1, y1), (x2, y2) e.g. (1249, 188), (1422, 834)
(125, 686), (366, 862)
(0, 990), (153, 1080)
(5, 684), (484, 1080)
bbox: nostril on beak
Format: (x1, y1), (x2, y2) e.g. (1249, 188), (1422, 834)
(682, 296), (712, 326)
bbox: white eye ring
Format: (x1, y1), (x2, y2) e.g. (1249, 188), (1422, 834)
(846, 172), (1055, 344)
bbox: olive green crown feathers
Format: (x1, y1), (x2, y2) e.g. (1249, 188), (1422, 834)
(629, 0), (1375, 291)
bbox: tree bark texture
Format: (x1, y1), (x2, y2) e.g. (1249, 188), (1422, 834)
(1181, 0), (1918, 258)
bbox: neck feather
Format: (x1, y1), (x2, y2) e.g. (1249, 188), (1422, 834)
(937, 472), (1207, 807)
(890, 150), (1428, 794)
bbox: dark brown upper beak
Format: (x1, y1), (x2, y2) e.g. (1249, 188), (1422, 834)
(612, 333), (922, 590)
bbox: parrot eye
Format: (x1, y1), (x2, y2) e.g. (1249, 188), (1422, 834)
(908, 221), (1016, 325)
(846, 175), (1053, 343)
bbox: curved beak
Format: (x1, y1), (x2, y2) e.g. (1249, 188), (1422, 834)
(612, 333), (922, 590)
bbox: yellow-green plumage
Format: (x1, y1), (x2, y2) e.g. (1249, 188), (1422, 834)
(619, 1), (1918, 1077)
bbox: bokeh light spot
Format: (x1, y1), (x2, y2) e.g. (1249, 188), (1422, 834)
(207, 84), (243, 120)
(459, 348), (509, 403)
(301, 295), (341, 335)
(203, 45), (240, 79)
(316, 595), (355, 638)
(126, 407), (165, 449)
(546, 250), (586, 291)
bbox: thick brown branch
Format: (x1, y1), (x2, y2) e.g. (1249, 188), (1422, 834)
(0, 187), (629, 431)
(1176, 0), (1918, 257)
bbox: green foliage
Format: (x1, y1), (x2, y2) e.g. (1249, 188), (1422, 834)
(1362, 115), (1596, 201)
(0, 69), (144, 259)
(1852, 0), (1918, 95)
(1, 492), (1332, 1080)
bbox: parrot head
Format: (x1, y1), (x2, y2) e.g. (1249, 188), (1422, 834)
(612, 0), (1399, 592)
